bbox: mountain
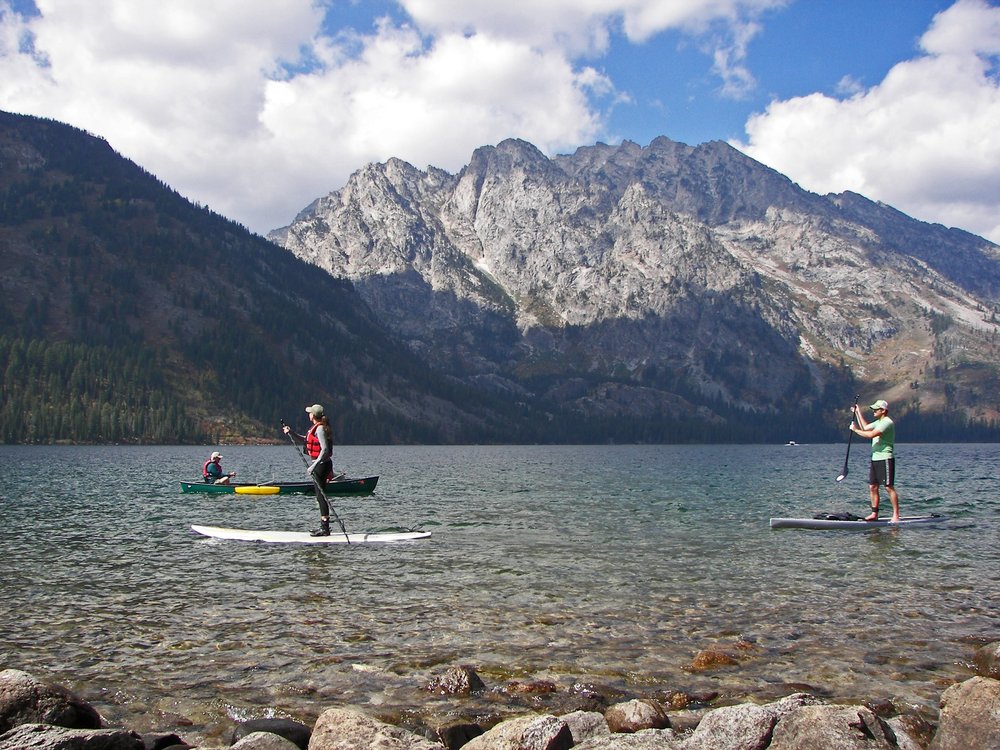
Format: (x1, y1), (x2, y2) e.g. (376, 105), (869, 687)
(4, 110), (998, 445)
(270, 136), (1000, 437)
(0, 111), (534, 444)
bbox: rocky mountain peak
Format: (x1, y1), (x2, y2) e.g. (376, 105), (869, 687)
(270, 137), (1000, 426)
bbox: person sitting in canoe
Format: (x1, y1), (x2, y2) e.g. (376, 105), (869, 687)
(203, 451), (235, 485)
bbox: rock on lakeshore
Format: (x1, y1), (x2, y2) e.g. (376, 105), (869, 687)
(0, 668), (101, 733)
(930, 676), (1000, 750)
(461, 714), (573, 750)
(308, 707), (440, 750)
(2, 666), (1000, 749)
(603, 700), (670, 733)
(231, 718), (311, 750)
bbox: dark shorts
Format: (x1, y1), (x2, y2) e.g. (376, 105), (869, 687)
(869, 457), (895, 487)
(313, 458), (333, 484)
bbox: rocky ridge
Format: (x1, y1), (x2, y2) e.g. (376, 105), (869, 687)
(271, 137), (1000, 426)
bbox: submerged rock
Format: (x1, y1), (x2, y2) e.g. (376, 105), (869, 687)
(426, 666), (487, 695)
(686, 649), (739, 672)
(0, 668), (102, 733)
(972, 642), (1000, 679)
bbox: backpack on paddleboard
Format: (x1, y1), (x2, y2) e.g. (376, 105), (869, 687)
(812, 512), (863, 521)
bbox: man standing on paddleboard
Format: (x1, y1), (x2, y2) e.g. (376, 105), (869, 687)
(849, 399), (900, 523)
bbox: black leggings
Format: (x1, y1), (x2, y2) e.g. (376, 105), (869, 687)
(312, 459), (333, 516)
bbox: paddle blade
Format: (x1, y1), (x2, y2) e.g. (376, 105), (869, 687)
(836, 395), (860, 482)
(836, 430), (854, 482)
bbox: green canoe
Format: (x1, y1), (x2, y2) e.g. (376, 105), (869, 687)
(180, 476), (378, 496)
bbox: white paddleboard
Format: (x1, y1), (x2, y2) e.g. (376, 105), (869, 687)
(191, 524), (431, 544)
(770, 514), (947, 530)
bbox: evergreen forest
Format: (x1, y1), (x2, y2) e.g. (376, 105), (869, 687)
(0, 336), (203, 443)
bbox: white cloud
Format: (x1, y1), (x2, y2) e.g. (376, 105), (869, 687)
(1, 0), (628, 232)
(735, 0), (1000, 243)
(708, 18), (761, 99)
(1, 0), (325, 228)
(1, 0), (775, 233)
(0, 0), (882, 237)
(256, 24), (610, 227)
(835, 75), (864, 97)
(399, 0), (786, 48)
(398, 0), (783, 103)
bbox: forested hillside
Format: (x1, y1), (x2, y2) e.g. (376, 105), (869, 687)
(0, 337), (197, 442)
(0, 111), (531, 444)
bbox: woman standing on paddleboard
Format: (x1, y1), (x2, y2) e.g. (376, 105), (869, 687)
(850, 399), (901, 523)
(283, 404), (335, 536)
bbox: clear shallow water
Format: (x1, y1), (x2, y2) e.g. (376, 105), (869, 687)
(0, 443), (997, 741)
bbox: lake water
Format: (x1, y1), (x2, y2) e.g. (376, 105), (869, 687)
(0, 443), (997, 743)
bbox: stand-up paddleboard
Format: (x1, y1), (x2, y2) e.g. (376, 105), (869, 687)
(770, 514), (947, 530)
(191, 524), (431, 544)
(233, 486), (280, 495)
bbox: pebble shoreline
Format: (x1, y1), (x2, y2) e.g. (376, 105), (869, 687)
(1, 644), (999, 750)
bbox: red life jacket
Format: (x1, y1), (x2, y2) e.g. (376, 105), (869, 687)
(306, 424), (324, 459)
(202, 459), (222, 480)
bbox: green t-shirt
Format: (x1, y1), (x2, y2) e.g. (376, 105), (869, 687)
(869, 416), (895, 460)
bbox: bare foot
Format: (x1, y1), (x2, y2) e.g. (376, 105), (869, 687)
(864, 512), (879, 521)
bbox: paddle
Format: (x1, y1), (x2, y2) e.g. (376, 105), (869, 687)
(836, 394), (861, 482)
(280, 419), (351, 543)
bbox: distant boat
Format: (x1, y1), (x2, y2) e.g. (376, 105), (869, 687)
(180, 476), (378, 496)
(786, 441), (797, 446)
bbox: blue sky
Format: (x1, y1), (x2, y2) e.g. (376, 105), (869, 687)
(1, 0), (997, 242)
(602, 2), (953, 146)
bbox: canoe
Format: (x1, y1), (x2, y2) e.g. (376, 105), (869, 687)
(770, 514), (948, 530)
(180, 476), (378, 496)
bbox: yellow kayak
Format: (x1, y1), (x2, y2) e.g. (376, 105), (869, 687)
(233, 485), (281, 495)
